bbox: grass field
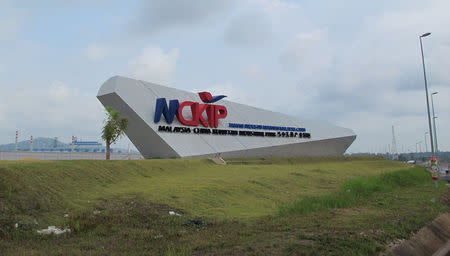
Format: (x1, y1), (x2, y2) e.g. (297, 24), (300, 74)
(0, 156), (448, 255)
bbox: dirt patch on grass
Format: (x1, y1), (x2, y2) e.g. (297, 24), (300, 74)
(298, 239), (316, 246)
(334, 207), (367, 216)
(67, 195), (185, 233)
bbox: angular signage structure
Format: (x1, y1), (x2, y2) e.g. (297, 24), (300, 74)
(97, 76), (356, 158)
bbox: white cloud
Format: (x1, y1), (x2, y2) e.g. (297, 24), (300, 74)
(0, 80), (103, 136)
(223, 0), (306, 47)
(48, 81), (76, 104)
(271, 0), (450, 152)
(0, 78), (136, 148)
(0, 102), (5, 121)
(0, 16), (22, 41)
(84, 44), (109, 61)
(243, 64), (264, 81)
(224, 12), (272, 47)
(279, 30), (328, 70)
(429, 40), (450, 86)
(250, 0), (301, 21)
(129, 46), (179, 85)
(45, 81), (102, 126)
(257, 0), (301, 11)
(279, 29), (333, 84)
(133, 0), (236, 36)
(0, 3), (25, 42)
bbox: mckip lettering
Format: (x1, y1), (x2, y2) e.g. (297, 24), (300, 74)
(154, 92), (227, 128)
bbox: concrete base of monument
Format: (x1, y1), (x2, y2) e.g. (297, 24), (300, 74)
(210, 157), (227, 165)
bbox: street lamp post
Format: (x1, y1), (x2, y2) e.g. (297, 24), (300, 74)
(424, 132), (428, 153)
(415, 141), (422, 153)
(419, 32), (435, 156)
(431, 92), (438, 154)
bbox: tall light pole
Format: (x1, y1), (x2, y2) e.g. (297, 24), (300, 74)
(419, 32), (434, 156)
(431, 92), (438, 154)
(416, 141), (422, 153)
(424, 132), (428, 153)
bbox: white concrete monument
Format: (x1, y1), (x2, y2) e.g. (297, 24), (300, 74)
(97, 76), (356, 158)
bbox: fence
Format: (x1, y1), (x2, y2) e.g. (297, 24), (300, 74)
(0, 151), (143, 160)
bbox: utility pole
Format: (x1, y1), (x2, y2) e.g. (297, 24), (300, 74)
(431, 92), (438, 154)
(30, 136), (33, 152)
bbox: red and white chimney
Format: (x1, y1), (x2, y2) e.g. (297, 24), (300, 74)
(15, 130), (18, 151)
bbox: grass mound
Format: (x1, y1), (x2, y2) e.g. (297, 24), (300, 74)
(0, 156), (409, 225)
(0, 157), (448, 255)
(279, 167), (431, 215)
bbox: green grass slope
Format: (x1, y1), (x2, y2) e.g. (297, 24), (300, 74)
(1, 156), (408, 221)
(0, 156), (448, 255)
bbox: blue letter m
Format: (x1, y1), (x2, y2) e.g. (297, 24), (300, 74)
(154, 98), (179, 124)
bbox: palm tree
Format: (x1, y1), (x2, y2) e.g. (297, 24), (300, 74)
(102, 106), (128, 160)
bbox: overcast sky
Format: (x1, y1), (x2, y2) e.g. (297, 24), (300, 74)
(0, 0), (448, 153)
